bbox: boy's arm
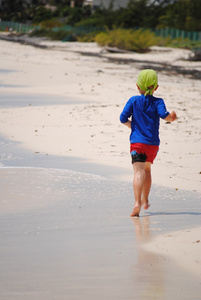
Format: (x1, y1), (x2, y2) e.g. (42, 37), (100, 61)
(164, 110), (177, 122)
(120, 98), (133, 128)
(122, 120), (131, 129)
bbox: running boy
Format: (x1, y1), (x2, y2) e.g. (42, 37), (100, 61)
(120, 69), (177, 217)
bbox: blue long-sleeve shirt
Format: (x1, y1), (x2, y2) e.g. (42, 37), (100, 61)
(120, 94), (169, 145)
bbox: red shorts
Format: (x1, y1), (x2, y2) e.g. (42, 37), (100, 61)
(130, 143), (159, 164)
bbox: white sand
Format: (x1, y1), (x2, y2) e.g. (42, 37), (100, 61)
(0, 36), (201, 280)
(0, 37), (200, 192)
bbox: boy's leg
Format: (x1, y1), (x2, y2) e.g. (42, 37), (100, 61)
(142, 162), (152, 209)
(130, 162), (145, 217)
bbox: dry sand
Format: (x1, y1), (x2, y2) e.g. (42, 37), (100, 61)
(0, 35), (201, 296)
(0, 36), (200, 192)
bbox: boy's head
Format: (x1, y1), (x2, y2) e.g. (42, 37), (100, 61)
(136, 69), (158, 96)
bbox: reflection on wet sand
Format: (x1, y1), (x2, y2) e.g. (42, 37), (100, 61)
(131, 216), (165, 299)
(1, 167), (200, 299)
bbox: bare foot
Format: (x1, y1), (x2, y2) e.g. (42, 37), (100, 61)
(142, 199), (150, 210)
(143, 203), (150, 210)
(130, 205), (141, 217)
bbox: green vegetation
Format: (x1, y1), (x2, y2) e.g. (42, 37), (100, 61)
(157, 37), (201, 50)
(95, 29), (201, 51)
(1, 0), (201, 31)
(95, 28), (158, 52)
(39, 19), (63, 29)
(28, 26), (200, 52)
(161, 38), (201, 50)
(29, 28), (77, 41)
(1, 0), (201, 52)
(77, 31), (101, 43)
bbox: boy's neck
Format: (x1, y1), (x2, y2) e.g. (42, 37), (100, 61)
(140, 91), (154, 96)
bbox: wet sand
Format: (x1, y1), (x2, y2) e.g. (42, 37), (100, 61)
(0, 167), (201, 300)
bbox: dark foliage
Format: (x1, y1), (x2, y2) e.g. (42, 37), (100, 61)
(0, 0), (201, 31)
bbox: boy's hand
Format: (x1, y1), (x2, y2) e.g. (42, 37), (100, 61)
(170, 110), (177, 121)
(123, 120), (131, 129)
(164, 110), (177, 122)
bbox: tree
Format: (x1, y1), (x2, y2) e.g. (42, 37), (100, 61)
(158, 0), (201, 31)
(0, 0), (28, 21)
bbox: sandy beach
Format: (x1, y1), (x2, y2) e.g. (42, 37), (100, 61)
(0, 35), (200, 191)
(0, 34), (201, 299)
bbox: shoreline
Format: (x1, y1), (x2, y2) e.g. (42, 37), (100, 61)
(1, 166), (200, 299)
(1, 164), (201, 288)
(0, 37), (201, 297)
(142, 225), (201, 279)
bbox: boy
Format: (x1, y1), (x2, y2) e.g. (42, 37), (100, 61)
(120, 69), (177, 217)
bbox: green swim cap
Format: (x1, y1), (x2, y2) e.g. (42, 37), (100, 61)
(137, 69), (158, 96)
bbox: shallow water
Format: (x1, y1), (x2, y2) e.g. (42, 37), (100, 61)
(0, 167), (201, 300)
